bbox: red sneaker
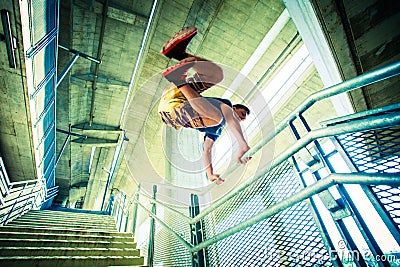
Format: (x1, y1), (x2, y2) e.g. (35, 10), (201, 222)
(162, 57), (197, 87)
(161, 27), (197, 60)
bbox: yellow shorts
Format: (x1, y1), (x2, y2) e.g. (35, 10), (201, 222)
(158, 84), (217, 129)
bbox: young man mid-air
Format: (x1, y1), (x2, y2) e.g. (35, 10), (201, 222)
(158, 27), (251, 184)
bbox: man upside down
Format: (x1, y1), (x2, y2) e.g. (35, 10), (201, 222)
(158, 26), (251, 185)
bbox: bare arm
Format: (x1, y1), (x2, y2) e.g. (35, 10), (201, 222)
(203, 137), (224, 184)
(221, 104), (251, 164)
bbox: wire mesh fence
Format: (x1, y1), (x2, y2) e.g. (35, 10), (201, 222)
(154, 205), (192, 266)
(336, 125), (400, 228)
(136, 190), (193, 266)
(202, 161), (333, 266)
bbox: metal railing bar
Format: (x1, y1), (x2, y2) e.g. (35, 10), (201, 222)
(3, 184), (40, 198)
(137, 189), (192, 207)
(0, 157), (11, 186)
(8, 184), (36, 195)
(1, 203), (33, 223)
(36, 122), (55, 149)
(29, 67), (56, 100)
(138, 192), (192, 223)
(119, 0), (161, 126)
(33, 97), (55, 129)
(1, 177), (45, 211)
(139, 180), (203, 193)
(3, 182), (29, 224)
(56, 52), (80, 88)
(252, 112), (400, 185)
(194, 61), (400, 201)
(132, 196), (193, 251)
(58, 44), (101, 64)
(0, 164), (48, 224)
(189, 172), (400, 253)
(55, 131), (71, 167)
(223, 60), (400, 182)
(150, 193), (192, 207)
(0, 187), (43, 211)
(189, 112), (400, 224)
(8, 179), (38, 187)
(37, 140), (55, 169)
(26, 27), (58, 59)
(129, 62), (400, 256)
(133, 111), (399, 227)
(321, 102), (400, 127)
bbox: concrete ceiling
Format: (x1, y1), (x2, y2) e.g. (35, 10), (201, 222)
(1, 0), (399, 210)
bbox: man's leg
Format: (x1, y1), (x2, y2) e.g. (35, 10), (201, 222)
(189, 55), (223, 87)
(163, 58), (224, 126)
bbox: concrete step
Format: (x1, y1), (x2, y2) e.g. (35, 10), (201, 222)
(17, 215), (116, 225)
(0, 238), (137, 248)
(0, 255), (145, 267)
(22, 210), (115, 218)
(0, 247), (140, 257)
(28, 209), (111, 219)
(21, 210), (114, 218)
(6, 221), (117, 231)
(0, 209), (145, 266)
(0, 231), (135, 242)
(0, 225), (125, 235)
(13, 216), (116, 226)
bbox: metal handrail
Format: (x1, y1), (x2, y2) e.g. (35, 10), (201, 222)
(0, 157), (11, 198)
(131, 194), (193, 250)
(3, 182), (30, 223)
(127, 115), (400, 255)
(0, 176), (55, 225)
(120, 61), (400, 263)
(131, 111), (400, 226)
(189, 172), (400, 253)
(131, 172), (400, 253)
(189, 112), (400, 224)
(127, 60), (400, 224)
(222, 60), (400, 181)
(137, 192), (193, 223)
(7, 178), (38, 188)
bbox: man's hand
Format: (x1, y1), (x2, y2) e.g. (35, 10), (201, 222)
(237, 144), (251, 164)
(208, 173), (225, 185)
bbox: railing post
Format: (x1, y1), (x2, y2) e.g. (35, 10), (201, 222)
(293, 111), (390, 267)
(147, 185), (157, 267)
(3, 182), (28, 225)
(190, 194), (205, 267)
(290, 156), (342, 267)
(105, 193), (114, 215)
(117, 193), (126, 231)
(131, 184), (141, 235)
(24, 181), (38, 211)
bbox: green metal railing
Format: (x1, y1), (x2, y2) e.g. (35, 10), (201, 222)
(1, 156), (58, 226)
(0, 173), (58, 226)
(109, 60), (400, 267)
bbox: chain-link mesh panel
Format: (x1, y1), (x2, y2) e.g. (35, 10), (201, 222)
(33, 38), (56, 89)
(202, 161), (333, 266)
(31, 0), (57, 44)
(138, 203), (192, 267)
(153, 206), (192, 266)
(336, 126), (400, 228)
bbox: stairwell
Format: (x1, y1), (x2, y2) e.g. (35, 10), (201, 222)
(0, 209), (145, 266)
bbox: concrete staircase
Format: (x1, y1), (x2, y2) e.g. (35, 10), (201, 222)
(0, 209), (145, 266)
